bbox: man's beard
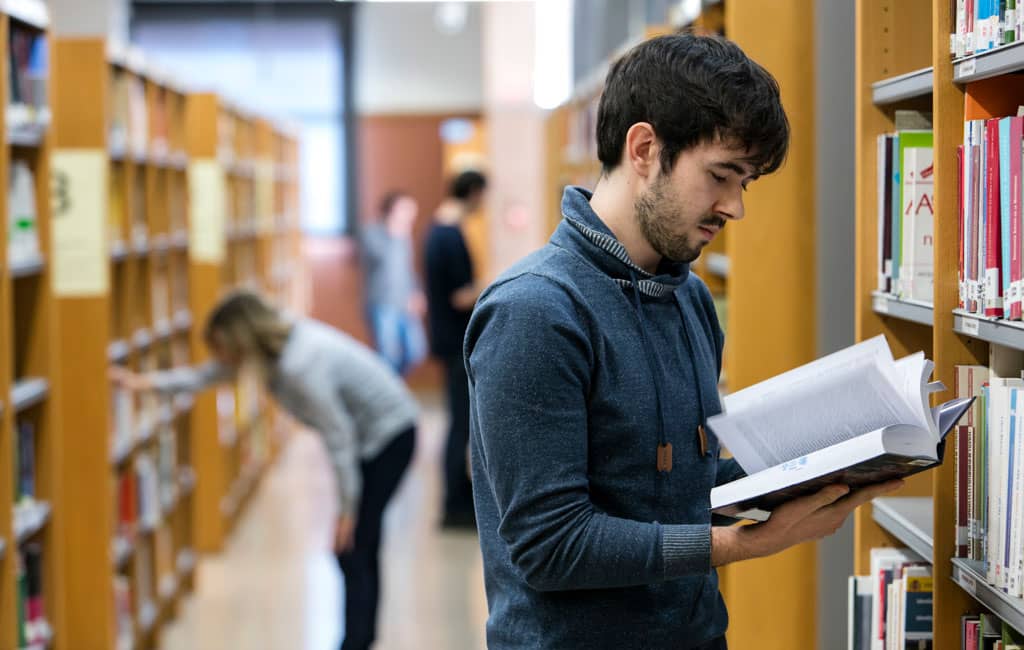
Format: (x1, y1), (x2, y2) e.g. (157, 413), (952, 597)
(635, 177), (723, 265)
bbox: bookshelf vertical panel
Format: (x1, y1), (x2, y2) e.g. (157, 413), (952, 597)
(50, 37), (115, 650)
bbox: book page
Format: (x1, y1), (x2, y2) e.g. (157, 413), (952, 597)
(710, 345), (933, 475)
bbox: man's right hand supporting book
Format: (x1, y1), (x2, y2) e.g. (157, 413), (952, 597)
(710, 479), (904, 566)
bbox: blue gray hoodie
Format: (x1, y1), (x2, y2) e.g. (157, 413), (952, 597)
(465, 186), (745, 649)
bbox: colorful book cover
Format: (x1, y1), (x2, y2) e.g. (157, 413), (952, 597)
(986, 119), (1003, 317)
(898, 131), (934, 302)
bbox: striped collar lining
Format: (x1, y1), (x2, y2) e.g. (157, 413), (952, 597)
(565, 216), (677, 298)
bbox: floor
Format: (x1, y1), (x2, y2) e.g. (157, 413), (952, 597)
(161, 395), (489, 650)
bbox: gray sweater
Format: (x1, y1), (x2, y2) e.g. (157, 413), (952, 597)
(151, 318), (418, 515)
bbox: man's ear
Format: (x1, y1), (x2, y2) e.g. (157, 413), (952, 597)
(623, 122), (659, 181)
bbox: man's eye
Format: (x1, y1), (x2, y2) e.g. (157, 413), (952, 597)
(710, 173), (726, 183)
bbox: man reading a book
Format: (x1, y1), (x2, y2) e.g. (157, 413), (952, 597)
(464, 34), (901, 649)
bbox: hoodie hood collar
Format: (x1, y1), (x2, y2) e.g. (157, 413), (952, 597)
(552, 186), (690, 299)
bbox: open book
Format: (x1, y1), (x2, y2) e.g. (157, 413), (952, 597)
(709, 335), (974, 522)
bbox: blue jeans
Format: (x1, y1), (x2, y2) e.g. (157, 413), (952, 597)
(367, 305), (427, 376)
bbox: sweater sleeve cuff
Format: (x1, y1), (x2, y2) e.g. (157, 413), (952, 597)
(662, 523), (711, 578)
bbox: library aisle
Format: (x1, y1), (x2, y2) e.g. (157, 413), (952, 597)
(159, 393), (488, 650)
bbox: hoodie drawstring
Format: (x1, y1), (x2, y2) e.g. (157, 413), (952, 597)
(627, 269), (711, 472)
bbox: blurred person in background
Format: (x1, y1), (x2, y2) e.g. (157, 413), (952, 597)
(109, 290), (417, 650)
(361, 190), (428, 376)
(424, 170), (487, 529)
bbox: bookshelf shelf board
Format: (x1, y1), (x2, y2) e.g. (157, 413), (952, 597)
(178, 466), (196, 497)
(112, 536), (133, 570)
(176, 548), (196, 578)
(138, 515), (160, 536)
(871, 496), (933, 563)
(158, 575), (177, 606)
(132, 328), (153, 351)
(138, 601), (157, 634)
(172, 310), (192, 333)
(172, 394), (194, 417)
(19, 622), (53, 650)
(953, 310), (1024, 350)
(954, 40), (1024, 83)
(136, 418), (158, 448)
(108, 340), (130, 363)
(110, 240), (130, 262)
(131, 237), (149, 257)
(872, 67), (934, 104)
(952, 558), (1024, 635)
(110, 436), (133, 467)
(13, 501), (50, 544)
(705, 252), (730, 278)
(151, 234), (169, 255)
(3, 0), (48, 30)
(9, 254), (44, 279)
(871, 291), (934, 326)
(7, 123), (46, 148)
(170, 231), (188, 251)
(152, 320), (172, 341)
(11, 377), (48, 412)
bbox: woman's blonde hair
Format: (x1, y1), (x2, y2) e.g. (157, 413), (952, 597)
(203, 290), (292, 363)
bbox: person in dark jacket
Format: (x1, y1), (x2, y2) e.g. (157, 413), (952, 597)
(465, 34), (902, 649)
(424, 170), (486, 528)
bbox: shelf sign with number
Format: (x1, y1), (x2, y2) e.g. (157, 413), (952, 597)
(188, 159), (226, 263)
(960, 316), (980, 337)
(51, 149), (109, 296)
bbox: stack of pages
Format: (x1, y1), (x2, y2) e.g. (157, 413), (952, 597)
(709, 335), (973, 521)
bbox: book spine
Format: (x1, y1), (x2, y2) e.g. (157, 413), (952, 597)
(892, 135), (902, 293)
(958, 425), (971, 557)
(1006, 387), (1018, 594)
(1001, 118), (1013, 312)
(960, 144), (967, 309)
(1011, 117), (1024, 319)
(987, 119), (1004, 317)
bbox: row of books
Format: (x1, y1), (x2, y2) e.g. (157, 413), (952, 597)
(8, 23), (48, 133)
(15, 419), (35, 504)
(117, 452), (165, 542)
(963, 614), (1024, 649)
(848, 548), (932, 650)
(953, 0), (1024, 59)
(950, 362), (1024, 600)
(956, 113), (1024, 318)
(109, 68), (149, 159)
(876, 112), (935, 303)
(18, 544), (49, 650)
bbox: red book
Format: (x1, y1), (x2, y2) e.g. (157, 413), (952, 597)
(1012, 116), (1024, 320)
(959, 144), (966, 309)
(965, 618), (979, 650)
(986, 119), (1004, 318)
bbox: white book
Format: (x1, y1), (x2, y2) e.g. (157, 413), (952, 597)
(709, 336), (973, 521)
(878, 134), (890, 292)
(1011, 388), (1024, 596)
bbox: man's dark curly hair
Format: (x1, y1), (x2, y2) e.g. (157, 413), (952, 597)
(596, 34), (789, 176)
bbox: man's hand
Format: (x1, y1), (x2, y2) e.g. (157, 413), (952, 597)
(711, 480), (904, 566)
(335, 515), (357, 554)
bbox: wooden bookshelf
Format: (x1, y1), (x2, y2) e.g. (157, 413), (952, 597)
(851, 1), (1012, 648)
(2, 2), (59, 648)
(44, 37), (300, 650)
